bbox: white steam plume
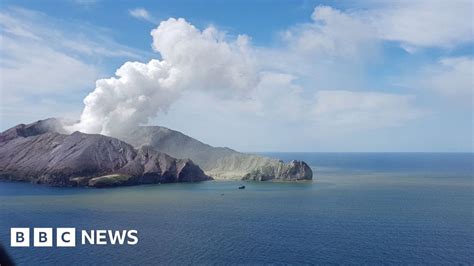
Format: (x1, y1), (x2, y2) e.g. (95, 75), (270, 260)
(69, 18), (258, 135)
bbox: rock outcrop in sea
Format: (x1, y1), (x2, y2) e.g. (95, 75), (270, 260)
(242, 160), (312, 181)
(0, 119), (211, 187)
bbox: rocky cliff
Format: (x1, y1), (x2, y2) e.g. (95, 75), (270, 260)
(116, 126), (313, 181)
(0, 120), (211, 187)
(0, 118), (313, 184)
(243, 160), (312, 181)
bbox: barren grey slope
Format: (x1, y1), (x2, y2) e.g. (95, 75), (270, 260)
(116, 126), (313, 181)
(0, 120), (211, 187)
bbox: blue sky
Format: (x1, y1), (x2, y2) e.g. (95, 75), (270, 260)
(0, 0), (472, 152)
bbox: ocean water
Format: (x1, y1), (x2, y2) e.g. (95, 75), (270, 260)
(0, 153), (472, 265)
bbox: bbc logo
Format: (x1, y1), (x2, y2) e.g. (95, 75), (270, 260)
(11, 228), (76, 247)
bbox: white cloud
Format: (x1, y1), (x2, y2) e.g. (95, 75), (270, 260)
(71, 59), (179, 135)
(0, 36), (98, 95)
(0, 7), (144, 129)
(151, 18), (258, 94)
(71, 18), (259, 135)
(283, 2), (474, 56)
(312, 90), (424, 129)
(414, 57), (474, 101)
(282, 6), (378, 59)
(0, 8), (100, 96)
(0, 7), (145, 59)
(129, 8), (157, 24)
(1, 1), (471, 152)
(2, 3), (471, 151)
(149, 87), (424, 151)
(69, 14), (430, 139)
(367, 0), (474, 50)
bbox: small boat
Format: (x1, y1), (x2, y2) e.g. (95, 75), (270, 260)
(238, 185), (245, 189)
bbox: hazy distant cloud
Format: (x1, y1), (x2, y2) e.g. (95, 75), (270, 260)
(0, 36), (99, 95)
(0, 7), (145, 59)
(0, 8), (99, 94)
(149, 87), (425, 151)
(414, 57), (474, 101)
(4, 2), (470, 151)
(367, 0), (473, 50)
(70, 16), (427, 136)
(285, 2), (474, 56)
(312, 91), (424, 129)
(0, 7), (145, 128)
(129, 8), (157, 23)
(282, 6), (378, 59)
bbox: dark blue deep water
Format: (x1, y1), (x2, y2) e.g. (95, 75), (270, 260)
(0, 153), (473, 265)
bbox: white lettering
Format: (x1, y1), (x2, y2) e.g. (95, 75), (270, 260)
(127, 230), (138, 245)
(81, 230), (95, 245)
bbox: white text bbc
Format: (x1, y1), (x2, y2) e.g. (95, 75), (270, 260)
(11, 228), (138, 247)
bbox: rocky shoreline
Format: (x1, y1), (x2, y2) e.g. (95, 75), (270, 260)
(0, 118), (313, 188)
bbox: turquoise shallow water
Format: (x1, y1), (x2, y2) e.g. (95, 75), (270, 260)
(0, 153), (473, 265)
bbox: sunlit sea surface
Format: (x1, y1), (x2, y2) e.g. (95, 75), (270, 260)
(0, 153), (473, 265)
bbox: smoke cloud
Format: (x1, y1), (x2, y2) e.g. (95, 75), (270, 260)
(69, 18), (258, 135)
(68, 9), (427, 138)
